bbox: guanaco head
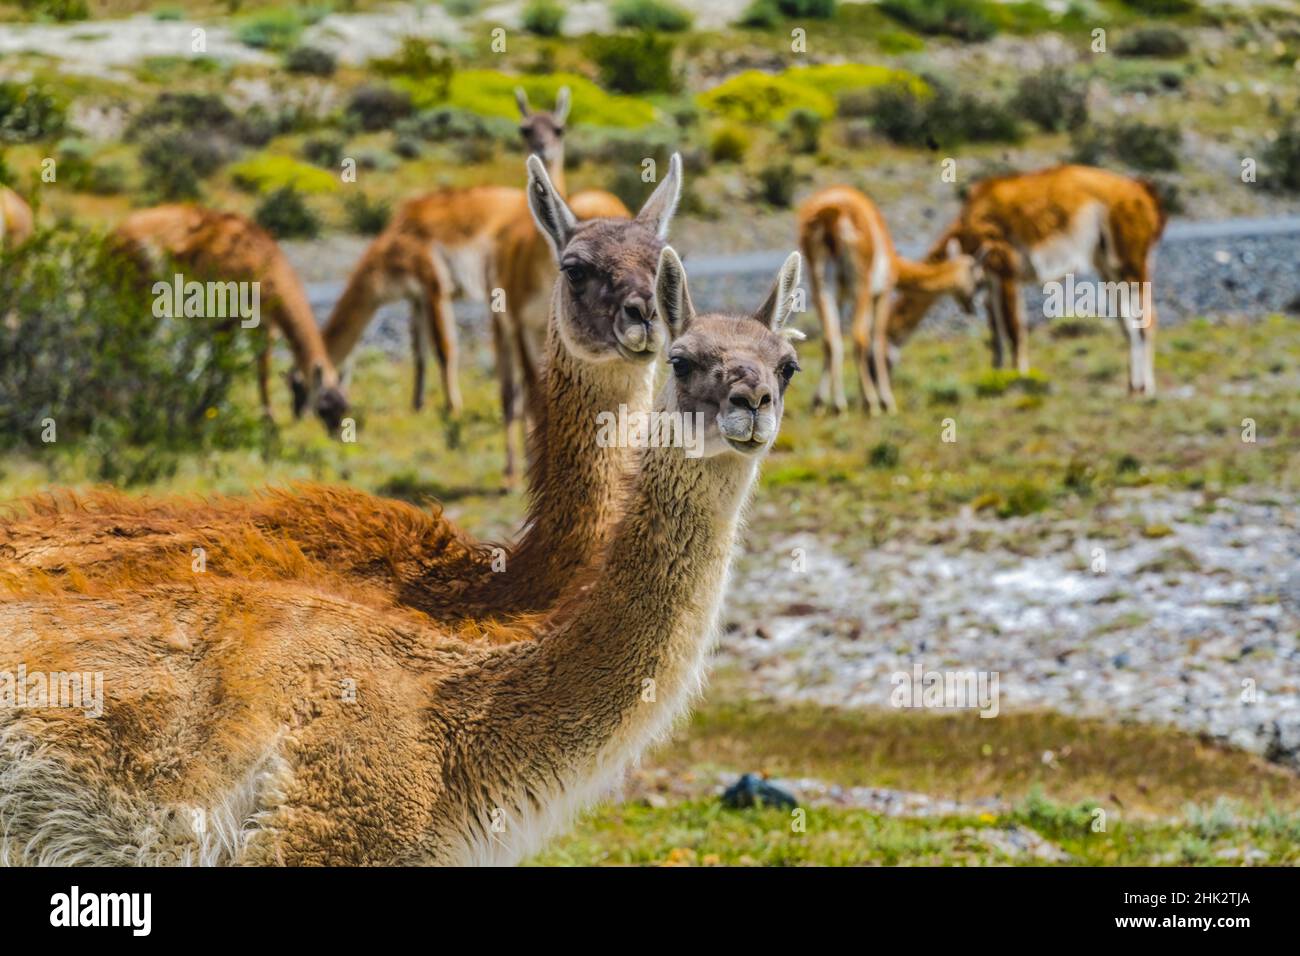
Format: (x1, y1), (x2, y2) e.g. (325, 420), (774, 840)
(654, 247), (803, 459)
(290, 363), (350, 433)
(889, 230), (983, 351)
(515, 86), (569, 170)
(526, 151), (683, 365)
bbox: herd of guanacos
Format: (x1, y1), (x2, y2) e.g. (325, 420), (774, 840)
(2, 86), (1165, 486)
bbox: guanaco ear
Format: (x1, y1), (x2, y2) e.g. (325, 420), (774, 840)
(514, 86), (531, 118)
(553, 86), (570, 127)
(526, 154), (577, 260)
(655, 246), (695, 340)
(755, 251), (802, 332)
(635, 152), (682, 240)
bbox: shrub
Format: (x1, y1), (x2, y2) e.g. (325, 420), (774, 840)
(868, 441), (900, 468)
(698, 71), (835, 123)
(1116, 26), (1189, 58)
(343, 191), (391, 235)
(880, 0), (996, 42)
(708, 124), (750, 163)
(284, 44), (337, 76)
(1120, 0), (1194, 14)
(1110, 119), (1180, 170)
(230, 153), (339, 194)
(777, 0), (836, 16)
(784, 107), (823, 154)
(369, 37), (455, 101)
(1263, 117), (1300, 193)
(1011, 67), (1088, 132)
(235, 7), (322, 51)
(129, 92), (264, 144)
(254, 187), (320, 239)
(0, 83), (67, 143)
(16, 0), (88, 21)
(738, 0), (780, 27)
(345, 85), (414, 131)
(611, 0), (693, 32)
(395, 107), (515, 146)
(585, 33), (677, 94)
(54, 140), (128, 195)
(869, 80), (1020, 149)
(301, 135), (344, 169)
(757, 161), (797, 207)
(138, 127), (230, 200)
(997, 480), (1051, 518)
(521, 0), (565, 36)
(436, 71), (655, 128)
(0, 228), (261, 477)
(787, 63), (928, 98)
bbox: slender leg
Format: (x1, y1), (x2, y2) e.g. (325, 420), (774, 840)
(491, 309), (524, 487)
(421, 254), (462, 417)
(849, 284), (882, 414)
(410, 308), (427, 412)
(1002, 278), (1029, 375)
(807, 254), (845, 413)
(256, 346), (274, 420)
(870, 292), (897, 412)
(987, 281), (1006, 370)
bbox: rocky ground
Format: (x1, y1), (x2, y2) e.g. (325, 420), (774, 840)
(718, 487), (1300, 766)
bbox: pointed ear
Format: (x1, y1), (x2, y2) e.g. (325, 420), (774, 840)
(553, 86), (570, 126)
(526, 154), (576, 260)
(755, 252), (802, 332)
(655, 246), (695, 340)
(514, 86), (531, 118)
(635, 152), (682, 240)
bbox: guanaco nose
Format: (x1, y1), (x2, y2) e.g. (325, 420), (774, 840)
(620, 296), (652, 351)
(728, 378), (772, 412)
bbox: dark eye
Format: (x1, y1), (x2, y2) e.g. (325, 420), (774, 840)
(669, 356), (692, 378)
(779, 361), (800, 384)
(563, 264), (588, 284)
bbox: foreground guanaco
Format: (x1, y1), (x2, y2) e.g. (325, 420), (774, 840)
(322, 87), (572, 416)
(1, 156), (686, 630)
(797, 185), (979, 413)
(891, 165), (1166, 395)
(0, 186), (33, 250)
(0, 248), (803, 866)
(486, 187), (630, 483)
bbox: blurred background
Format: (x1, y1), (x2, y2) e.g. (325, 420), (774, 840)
(1, 0), (1298, 864)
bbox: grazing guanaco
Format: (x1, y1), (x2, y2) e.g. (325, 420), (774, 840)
(797, 185), (980, 413)
(0, 248), (803, 866)
(891, 165), (1166, 395)
(112, 205), (348, 430)
(1, 156), (687, 631)
(322, 87), (572, 416)
(0, 187), (34, 250)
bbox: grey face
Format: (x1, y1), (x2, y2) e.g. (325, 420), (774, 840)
(290, 366), (350, 433)
(519, 113), (564, 167)
(557, 219), (665, 364)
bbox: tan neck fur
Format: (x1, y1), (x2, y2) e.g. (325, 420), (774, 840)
(893, 256), (968, 294)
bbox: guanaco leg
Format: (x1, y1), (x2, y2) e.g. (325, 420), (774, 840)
(849, 282), (884, 414)
(868, 292), (896, 412)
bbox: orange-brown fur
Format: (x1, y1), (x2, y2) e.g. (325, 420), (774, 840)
(0, 187), (34, 249)
(797, 185), (978, 413)
(891, 165), (1165, 395)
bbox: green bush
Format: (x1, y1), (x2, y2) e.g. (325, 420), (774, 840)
(1263, 117), (1300, 193)
(1011, 68), (1088, 132)
(777, 0), (836, 17)
(230, 153), (339, 194)
(435, 71), (655, 128)
(138, 127), (230, 200)
(0, 83), (67, 143)
(235, 7), (328, 51)
(611, 0), (693, 32)
(738, 0), (780, 27)
(1116, 27), (1190, 58)
(880, 0), (996, 42)
(16, 0), (88, 21)
(1120, 0), (1194, 14)
(345, 85), (414, 131)
(1110, 119), (1181, 170)
(0, 228), (262, 477)
(343, 191), (391, 235)
(54, 140), (128, 195)
(757, 161), (797, 208)
(369, 37), (455, 101)
(284, 44), (338, 76)
(708, 124), (750, 163)
(698, 71), (835, 123)
(784, 107), (823, 154)
(869, 80), (1020, 149)
(254, 187), (320, 239)
(301, 135), (344, 169)
(521, 0), (565, 37)
(585, 33), (677, 94)
(868, 441), (901, 468)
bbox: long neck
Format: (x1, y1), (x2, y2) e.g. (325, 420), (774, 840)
(547, 150), (566, 198)
(321, 262), (381, 368)
(894, 256), (965, 294)
(496, 284), (655, 609)
(266, 262), (332, 378)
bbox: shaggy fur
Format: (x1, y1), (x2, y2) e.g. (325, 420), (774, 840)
(0, 251), (802, 866)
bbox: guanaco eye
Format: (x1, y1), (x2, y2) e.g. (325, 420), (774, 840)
(563, 264), (588, 284)
(780, 361), (801, 383)
(669, 356), (692, 378)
